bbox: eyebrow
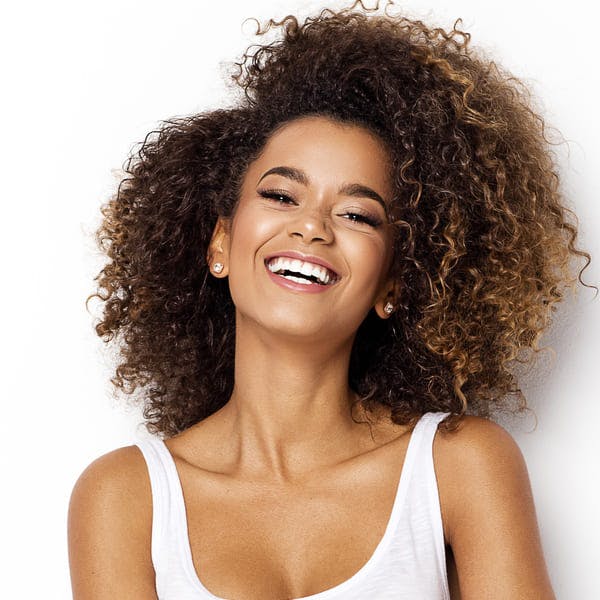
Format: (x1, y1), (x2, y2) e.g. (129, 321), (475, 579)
(256, 165), (388, 209)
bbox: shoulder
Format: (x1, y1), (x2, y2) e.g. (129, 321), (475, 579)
(432, 415), (529, 543)
(69, 445), (151, 520)
(435, 414), (524, 466)
(68, 445), (157, 598)
(432, 416), (555, 598)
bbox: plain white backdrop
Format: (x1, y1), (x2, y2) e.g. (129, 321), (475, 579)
(2, 0), (598, 597)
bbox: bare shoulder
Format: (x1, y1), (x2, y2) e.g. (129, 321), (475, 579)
(70, 445), (150, 500)
(433, 415), (527, 538)
(433, 415), (555, 599)
(435, 414), (524, 470)
(69, 445), (152, 536)
(68, 446), (157, 599)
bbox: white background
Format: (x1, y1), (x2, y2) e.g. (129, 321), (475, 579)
(2, 0), (598, 598)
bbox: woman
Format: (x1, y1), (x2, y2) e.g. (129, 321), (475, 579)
(68, 2), (593, 598)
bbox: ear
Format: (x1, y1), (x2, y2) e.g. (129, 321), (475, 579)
(373, 278), (401, 319)
(206, 216), (231, 277)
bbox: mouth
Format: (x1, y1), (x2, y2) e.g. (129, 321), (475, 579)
(264, 256), (340, 286)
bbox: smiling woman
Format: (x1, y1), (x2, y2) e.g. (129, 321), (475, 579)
(68, 1), (593, 599)
(214, 116), (397, 340)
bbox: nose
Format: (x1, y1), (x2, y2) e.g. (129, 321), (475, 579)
(286, 205), (333, 244)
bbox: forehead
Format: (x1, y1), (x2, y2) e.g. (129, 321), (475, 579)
(248, 116), (392, 191)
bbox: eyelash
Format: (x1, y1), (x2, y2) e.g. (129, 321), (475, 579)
(257, 189), (382, 227)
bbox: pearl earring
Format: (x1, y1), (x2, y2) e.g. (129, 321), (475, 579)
(212, 262), (224, 274)
(384, 302), (394, 315)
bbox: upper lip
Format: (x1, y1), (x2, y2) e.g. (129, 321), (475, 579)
(264, 251), (340, 277)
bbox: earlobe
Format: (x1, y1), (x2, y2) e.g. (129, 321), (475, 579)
(375, 298), (395, 319)
(207, 216), (231, 277)
(374, 279), (400, 319)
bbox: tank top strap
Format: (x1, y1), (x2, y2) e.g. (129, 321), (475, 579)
(402, 411), (451, 590)
(398, 411), (450, 488)
(412, 411), (451, 450)
(135, 437), (191, 595)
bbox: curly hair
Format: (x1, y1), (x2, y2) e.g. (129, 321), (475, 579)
(88, 0), (595, 436)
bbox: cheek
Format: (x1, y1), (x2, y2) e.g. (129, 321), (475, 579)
(227, 204), (279, 275)
(342, 235), (391, 285)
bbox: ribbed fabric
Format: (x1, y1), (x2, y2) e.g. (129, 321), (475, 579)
(136, 411), (451, 599)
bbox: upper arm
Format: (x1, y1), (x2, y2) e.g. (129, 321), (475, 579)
(67, 446), (158, 600)
(435, 416), (555, 600)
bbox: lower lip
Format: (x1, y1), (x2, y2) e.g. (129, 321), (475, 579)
(265, 265), (335, 294)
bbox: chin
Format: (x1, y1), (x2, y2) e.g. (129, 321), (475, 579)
(239, 310), (361, 347)
(262, 317), (332, 339)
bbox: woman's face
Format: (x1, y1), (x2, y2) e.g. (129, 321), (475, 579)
(210, 115), (396, 343)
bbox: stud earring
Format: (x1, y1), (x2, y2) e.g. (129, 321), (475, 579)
(212, 262), (224, 274)
(384, 302), (394, 315)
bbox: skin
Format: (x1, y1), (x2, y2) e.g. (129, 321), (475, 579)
(68, 116), (556, 599)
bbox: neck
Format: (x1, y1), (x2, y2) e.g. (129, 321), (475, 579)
(215, 316), (373, 483)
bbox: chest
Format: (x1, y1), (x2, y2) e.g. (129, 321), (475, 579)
(177, 449), (407, 599)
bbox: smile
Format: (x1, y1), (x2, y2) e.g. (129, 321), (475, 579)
(265, 256), (339, 286)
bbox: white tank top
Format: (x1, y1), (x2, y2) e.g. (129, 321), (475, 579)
(136, 410), (451, 600)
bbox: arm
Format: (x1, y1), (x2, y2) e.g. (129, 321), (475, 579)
(435, 416), (555, 600)
(67, 446), (158, 599)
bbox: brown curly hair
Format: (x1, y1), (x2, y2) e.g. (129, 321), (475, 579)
(88, 0), (595, 436)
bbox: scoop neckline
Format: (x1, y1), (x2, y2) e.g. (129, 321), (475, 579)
(158, 412), (432, 600)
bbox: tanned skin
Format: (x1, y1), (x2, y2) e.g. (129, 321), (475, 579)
(69, 117), (555, 599)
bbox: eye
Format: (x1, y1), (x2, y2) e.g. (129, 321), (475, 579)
(258, 189), (297, 205)
(339, 210), (382, 228)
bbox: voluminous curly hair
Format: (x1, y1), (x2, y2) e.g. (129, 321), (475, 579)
(88, 0), (594, 436)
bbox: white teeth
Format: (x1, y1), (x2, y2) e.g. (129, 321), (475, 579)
(299, 262), (314, 277)
(266, 257), (337, 285)
(281, 274), (312, 285)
